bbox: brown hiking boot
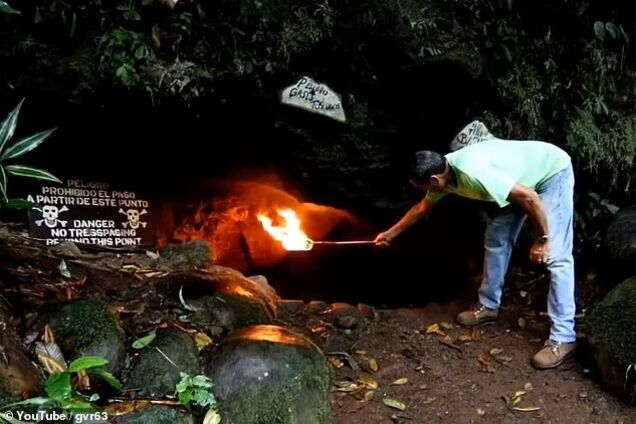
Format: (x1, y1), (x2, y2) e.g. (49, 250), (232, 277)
(531, 340), (577, 369)
(456, 303), (499, 327)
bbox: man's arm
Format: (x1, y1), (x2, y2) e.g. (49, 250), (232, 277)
(507, 183), (550, 263)
(374, 198), (431, 245)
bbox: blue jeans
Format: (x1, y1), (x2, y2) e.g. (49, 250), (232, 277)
(478, 164), (576, 343)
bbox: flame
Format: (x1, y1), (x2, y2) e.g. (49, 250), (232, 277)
(257, 209), (313, 251)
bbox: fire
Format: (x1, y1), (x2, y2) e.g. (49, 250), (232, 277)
(257, 209), (313, 251)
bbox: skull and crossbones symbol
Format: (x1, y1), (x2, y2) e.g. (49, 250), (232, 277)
(35, 205), (69, 228)
(119, 208), (148, 229)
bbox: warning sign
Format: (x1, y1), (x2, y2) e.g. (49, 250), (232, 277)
(27, 179), (153, 247)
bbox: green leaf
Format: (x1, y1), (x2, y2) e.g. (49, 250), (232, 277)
(178, 390), (193, 406)
(68, 356), (109, 373)
(192, 374), (214, 389)
(606, 204), (620, 214)
(605, 22), (619, 40)
(0, 396), (58, 410)
(0, 99), (23, 153)
(0, 165), (7, 203)
(0, 1), (20, 15)
(132, 332), (156, 349)
(5, 164), (62, 183)
(176, 373), (192, 393)
(89, 368), (123, 391)
(61, 397), (97, 412)
(4, 198), (39, 209)
(203, 409), (222, 424)
(593, 21), (605, 41)
(58, 259), (72, 279)
(45, 372), (72, 402)
(1, 128), (56, 161)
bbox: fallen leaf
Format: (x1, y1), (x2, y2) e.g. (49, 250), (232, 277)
(392, 378), (409, 385)
(422, 397), (437, 405)
(355, 350), (367, 356)
(369, 358), (379, 372)
(328, 356), (344, 369)
(382, 398), (406, 411)
(495, 355), (513, 363)
(477, 408), (486, 416)
(471, 328), (480, 341)
(513, 406), (541, 412)
(35, 342), (67, 374)
(334, 381), (360, 392)
(439, 335), (461, 351)
(357, 374), (379, 389)
(489, 348), (504, 356)
(524, 382), (534, 391)
(426, 323), (440, 334)
(440, 322), (454, 330)
(203, 408), (221, 424)
(362, 390), (374, 402)
(194, 332), (213, 350)
(458, 333), (473, 343)
(518, 318), (527, 329)
(477, 354), (491, 367)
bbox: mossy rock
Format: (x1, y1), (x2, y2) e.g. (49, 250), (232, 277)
(205, 325), (331, 424)
(588, 275), (636, 404)
(160, 240), (214, 270)
(48, 299), (124, 376)
(126, 328), (200, 398)
(157, 269), (276, 331)
(111, 405), (194, 424)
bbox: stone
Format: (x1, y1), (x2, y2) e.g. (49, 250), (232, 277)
(205, 325), (331, 424)
(126, 328), (200, 398)
(335, 316), (358, 330)
(0, 307), (42, 399)
(588, 275), (636, 404)
(160, 240), (214, 270)
(159, 268), (276, 331)
(48, 299), (125, 376)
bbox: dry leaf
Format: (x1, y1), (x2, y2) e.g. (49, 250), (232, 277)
(477, 354), (491, 367)
(392, 378), (409, 385)
(362, 391), (375, 402)
(524, 382), (534, 391)
(203, 409), (222, 424)
(439, 335), (461, 351)
(471, 328), (480, 341)
(513, 406), (540, 412)
(458, 333), (473, 343)
(369, 358), (379, 372)
(489, 348), (504, 356)
(328, 356), (344, 369)
(334, 381), (360, 392)
(426, 323), (440, 334)
(194, 332), (214, 350)
(355, 350), (367, 356)
(357, 374), (379, 389)
(35, 341), (67, 374)
(518, 318), (527, 329)
(440, 322), (454, 330)
(382, 398), (406, 411)
(477, 408), (486, 416)
(495, 355), (513, 363)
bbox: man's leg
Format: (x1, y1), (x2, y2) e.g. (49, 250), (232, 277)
(532, 165), (577, 368)
(478, 207), (526, 309)
(458, 207), (525, 326)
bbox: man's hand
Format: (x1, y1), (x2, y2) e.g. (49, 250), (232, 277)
(374, 231), (396, 246)
(529, 240), (550, 265)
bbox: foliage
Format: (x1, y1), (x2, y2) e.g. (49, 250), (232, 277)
(98, 28), (156, 87)
(0, 99), (61, 209)
(175, 372), (217, 409)
(0, 356), (121, 415)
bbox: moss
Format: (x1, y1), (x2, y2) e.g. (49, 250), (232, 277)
(126, 329), (200, 398)
(588, 276), (636, 402)
(191, 294), (272, 330)
(207, 326), (331, 424)
(112, 406), (194, 424)
(0, 389), (19, 408)
(48, 299), (124, 374)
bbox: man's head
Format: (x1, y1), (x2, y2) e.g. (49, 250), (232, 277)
(410, 150), (451, 193)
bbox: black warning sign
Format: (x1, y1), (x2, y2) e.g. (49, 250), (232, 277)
(27, 179), (153, 247)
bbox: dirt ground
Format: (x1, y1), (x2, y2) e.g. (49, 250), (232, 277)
(283, 299), (635, 424)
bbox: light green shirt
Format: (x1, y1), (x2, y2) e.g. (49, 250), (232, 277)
(425, 139), (571, 207)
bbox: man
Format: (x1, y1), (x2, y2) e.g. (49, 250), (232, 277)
(374, 123), (576, 369)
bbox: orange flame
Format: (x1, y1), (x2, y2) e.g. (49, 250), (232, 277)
(257, 209), (313, 251)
